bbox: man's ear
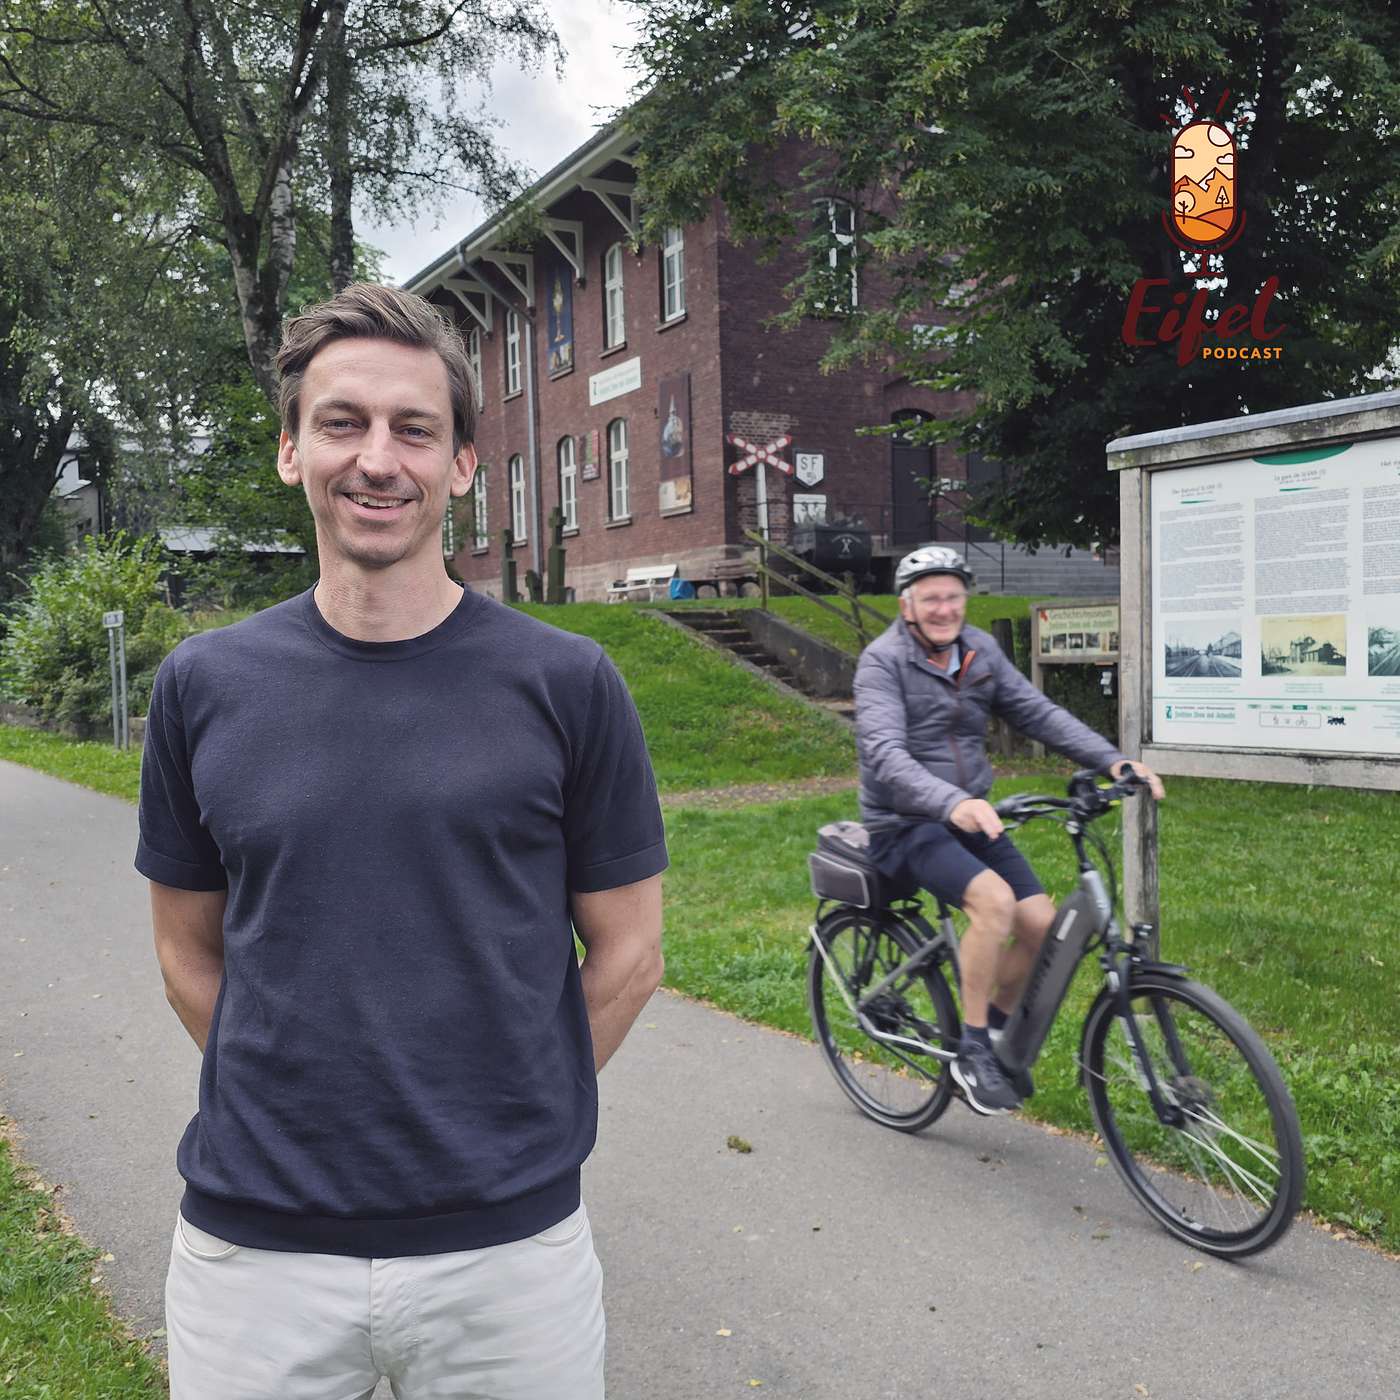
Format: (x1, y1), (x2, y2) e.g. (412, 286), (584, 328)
(450, 441), (478, 498)
(276, 430), (302, 487)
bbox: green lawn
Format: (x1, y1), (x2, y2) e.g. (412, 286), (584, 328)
(659, 592), (1051, 656)
(1, 604), (855, 799)
(0, 727), (144, 802)
(0, 1128), (166, 1397)
(660, 776), (1400, 1250)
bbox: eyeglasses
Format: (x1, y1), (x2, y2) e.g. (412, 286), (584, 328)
(914, 593), (968, 608)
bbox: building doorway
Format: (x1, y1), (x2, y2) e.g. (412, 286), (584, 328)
(890, 411), (934, 546)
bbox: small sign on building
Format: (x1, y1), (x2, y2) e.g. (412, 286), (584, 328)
(794, 452), (825, 486)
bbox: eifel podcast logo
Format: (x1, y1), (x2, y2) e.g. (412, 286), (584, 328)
(1121, 87), (1285, 366)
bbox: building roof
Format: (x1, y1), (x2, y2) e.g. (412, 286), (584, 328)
(404, 120), (639, 298)
(160, 527), (304, 555)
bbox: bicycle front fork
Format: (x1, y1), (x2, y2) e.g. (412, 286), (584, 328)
(1103, 927), (1188, 1129)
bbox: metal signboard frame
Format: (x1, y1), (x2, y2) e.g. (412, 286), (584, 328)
(1107, 388), (1400, 925)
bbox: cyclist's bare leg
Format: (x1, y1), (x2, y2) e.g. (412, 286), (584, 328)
(991, 894), (1056, 1016)
(957, 870), (1017, 1026)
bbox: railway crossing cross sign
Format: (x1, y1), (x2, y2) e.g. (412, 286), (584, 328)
(726, 434), (793, 476)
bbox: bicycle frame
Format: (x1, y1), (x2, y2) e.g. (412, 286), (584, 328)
(812, 775), (1200, 1127)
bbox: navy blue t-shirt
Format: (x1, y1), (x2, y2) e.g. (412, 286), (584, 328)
(136, 584), (668, 1256)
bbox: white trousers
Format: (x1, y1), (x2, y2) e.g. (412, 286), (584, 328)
(165, 1204), (605, 1400)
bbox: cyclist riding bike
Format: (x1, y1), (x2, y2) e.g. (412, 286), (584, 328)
(853, 546), (1165, 1115)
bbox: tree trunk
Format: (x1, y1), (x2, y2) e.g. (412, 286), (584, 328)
(0, 382), (77, 609)
(326, 0), (355, 291)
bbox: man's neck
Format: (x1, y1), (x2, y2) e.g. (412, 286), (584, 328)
(314, 561), (464, 642)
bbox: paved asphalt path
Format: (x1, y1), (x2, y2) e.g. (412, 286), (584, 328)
(3, 759), (1399, 1399)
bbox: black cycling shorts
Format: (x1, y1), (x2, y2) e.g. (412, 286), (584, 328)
(869, 819), (1045, 908)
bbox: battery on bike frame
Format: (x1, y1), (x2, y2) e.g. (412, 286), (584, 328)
(996, 884), (1103, 1072)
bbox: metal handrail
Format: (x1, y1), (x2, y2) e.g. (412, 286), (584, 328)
(743, 528), (894, 649)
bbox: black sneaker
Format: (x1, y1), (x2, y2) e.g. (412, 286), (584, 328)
(951, 1039), (1023, 1115)
(989, 1028), (1035, 1100)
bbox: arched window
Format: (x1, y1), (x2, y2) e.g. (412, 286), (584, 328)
(472, 466), (488, 549)
(505, 310), (521, 396)
(604, 244), (626, 348)
(466, 326), (483, 412)
(509, 454), (527, 542)
(607, 419), (630, 521)
(557, 436), (578, 532)
(813, 198), (857, 312)
(661, 226), (685, 322)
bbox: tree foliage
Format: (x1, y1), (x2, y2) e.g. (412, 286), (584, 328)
(0, 103), (231, 610)
(0, 1), (561, 399)
(624, 0), (1400, 547)
(0, 531), (189, 728)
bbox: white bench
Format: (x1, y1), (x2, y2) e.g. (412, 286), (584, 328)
(606, 563), (679, 603)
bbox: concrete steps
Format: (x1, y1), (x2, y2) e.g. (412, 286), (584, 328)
(664, 608), (853, 726)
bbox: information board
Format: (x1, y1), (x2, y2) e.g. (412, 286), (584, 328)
(1150, 439), (1400, 755)
(1036, 603), (1120, 659)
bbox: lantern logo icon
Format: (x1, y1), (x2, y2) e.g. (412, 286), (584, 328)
(1162, 113), (1245, 256)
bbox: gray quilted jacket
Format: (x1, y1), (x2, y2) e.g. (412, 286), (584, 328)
(854, 620), (1126, 830)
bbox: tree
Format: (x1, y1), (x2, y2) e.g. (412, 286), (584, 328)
(623, 0), (1400, 547)
(0, 1), (560, 399)
(0, 105), (230, 612)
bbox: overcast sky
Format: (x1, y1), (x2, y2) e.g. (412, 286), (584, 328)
(361, 1), (642, 286)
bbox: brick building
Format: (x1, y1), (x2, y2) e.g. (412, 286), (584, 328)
(406, 123), (1115, 601)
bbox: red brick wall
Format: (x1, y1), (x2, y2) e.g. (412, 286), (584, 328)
(431, 141), (978, 600)
(437, 187), (731, 601)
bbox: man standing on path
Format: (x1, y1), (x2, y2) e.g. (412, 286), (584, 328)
(136, 284), (667, 1399)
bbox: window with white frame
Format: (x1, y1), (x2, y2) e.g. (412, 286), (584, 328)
(509, 454), (527, 542)
(557, 436), (577, 531)
(604, 243), (626, 348)
(472, 467), (488, 549)
(815, 198), (858, 312)
(441, 504), (456, 557)
(466, 326), (483, 411)
(505, 310), (521, 396)
(661, 226), (685, 321)
(607, 419), (630, 520)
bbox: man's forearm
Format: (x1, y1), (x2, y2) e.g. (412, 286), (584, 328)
(150, 883), (227, 1053)
(162, 955), (224, 1052)
(580, 941), (665, 1071)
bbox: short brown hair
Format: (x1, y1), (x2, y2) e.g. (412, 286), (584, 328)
(276, 282), (478, 451)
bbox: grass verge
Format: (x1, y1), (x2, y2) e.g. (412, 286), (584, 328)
(657, 592), (1051, 655)
(1, 606), (855, 798)
(0, 726), (143, 802)
(660, 776), (1400, 1250)
(0, 1123), (166, 1397)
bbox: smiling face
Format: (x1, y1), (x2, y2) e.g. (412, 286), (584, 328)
(900, 572), (968, 649)
(277, 337), (477, 575)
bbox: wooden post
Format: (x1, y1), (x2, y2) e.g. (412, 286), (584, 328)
(990, 617), (1017, 757)
(546, 507), (565, 605)
(500, 528), (518, 603)
(1118, 465), (1159, 930)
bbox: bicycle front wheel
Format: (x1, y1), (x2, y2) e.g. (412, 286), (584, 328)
(808, 909), (958, 1132)
(1082, 974), (1304, 1257)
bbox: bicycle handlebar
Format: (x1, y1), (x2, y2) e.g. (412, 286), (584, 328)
(993, 769), (1144, 826)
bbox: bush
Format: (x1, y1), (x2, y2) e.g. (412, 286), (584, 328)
(0, 532), (190, 730)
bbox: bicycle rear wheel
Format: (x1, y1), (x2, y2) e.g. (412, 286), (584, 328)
(808, 908), (958, 1132)
(1082, 974), (1304, 1257)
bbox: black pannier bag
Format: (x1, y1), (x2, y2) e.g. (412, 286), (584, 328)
(808, 821), (907, 909)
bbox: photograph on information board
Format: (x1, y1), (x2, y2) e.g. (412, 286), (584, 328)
(1164, 620), (1244, 677)
(1370, 623), (1400, 677)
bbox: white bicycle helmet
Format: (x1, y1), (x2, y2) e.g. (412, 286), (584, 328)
(894, 545), (974, 594)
